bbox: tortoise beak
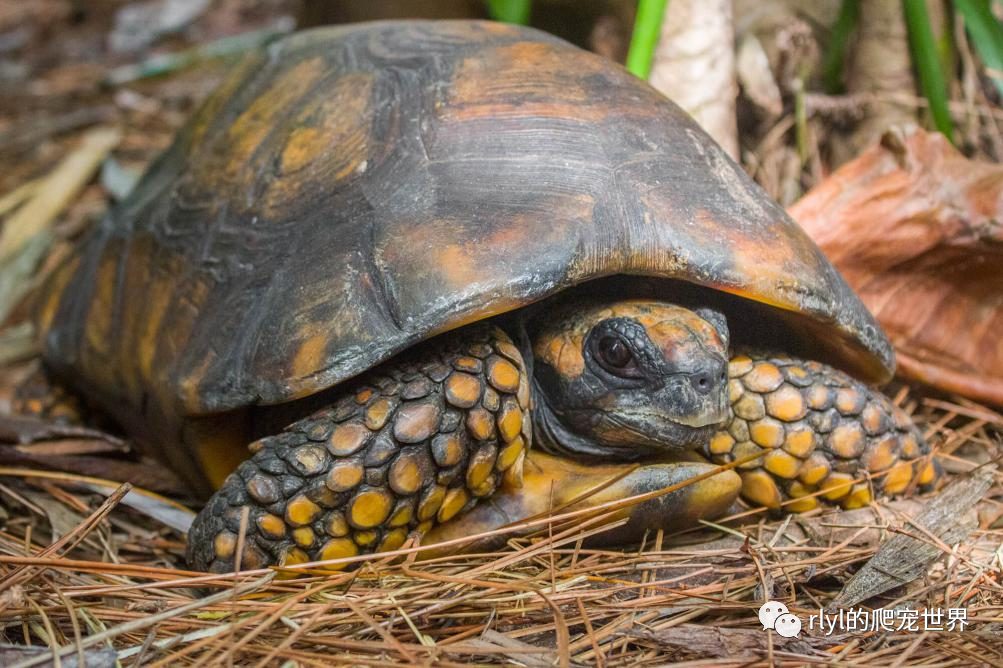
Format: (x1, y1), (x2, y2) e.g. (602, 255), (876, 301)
(421, 451), (741, 555)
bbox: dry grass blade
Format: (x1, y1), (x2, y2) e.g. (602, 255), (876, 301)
(831, 464), (997, 609)
(0, 127), (120, 261)
(0, 127), (121, 326)
(0, 483), (131, 600)
(2, 393), (997, 664)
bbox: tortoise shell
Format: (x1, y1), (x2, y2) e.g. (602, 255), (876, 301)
(36, 21), (893, 432)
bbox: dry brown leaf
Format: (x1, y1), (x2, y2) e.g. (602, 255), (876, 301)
(790, 126), (1003, 406)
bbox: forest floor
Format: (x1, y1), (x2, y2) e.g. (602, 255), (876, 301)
(1, 1), (1001, 665)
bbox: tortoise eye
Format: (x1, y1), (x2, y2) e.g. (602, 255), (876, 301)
(597, 336), (635, 372)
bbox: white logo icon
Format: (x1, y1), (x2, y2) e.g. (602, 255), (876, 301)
(774, 612), (802, 638)
(758, 601), (789, 630)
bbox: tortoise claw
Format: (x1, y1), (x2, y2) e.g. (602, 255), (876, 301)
(422, 451), (740, 554)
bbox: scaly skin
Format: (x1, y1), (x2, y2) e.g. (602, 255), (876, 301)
(705, 351), (938, 512)
(186, 325), (532, 572)
(187, 345), (939, 573)
(13, 302), (939, 572)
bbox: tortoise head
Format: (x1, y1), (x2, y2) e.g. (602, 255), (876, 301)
(531, 299), (730, 459)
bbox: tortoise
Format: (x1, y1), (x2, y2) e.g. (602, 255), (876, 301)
(17, 20), (938, 573)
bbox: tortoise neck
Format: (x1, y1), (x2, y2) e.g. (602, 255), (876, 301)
(529, 377), (636, 459)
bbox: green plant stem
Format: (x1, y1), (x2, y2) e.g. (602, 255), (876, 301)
(903, 0), (956, 141)
(626, 0), (670, 79)
(821, 0), (861, 94)
(485, 0), (531, 25)
(955, 0), (1003, 99)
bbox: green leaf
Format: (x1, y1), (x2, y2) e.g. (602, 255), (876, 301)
(955, 0), (1003, 99)
(821, 0), (861, 94)
(903, 0), (956, 142)
(485, 0), (531, 25)
(626, 0), (670, 79)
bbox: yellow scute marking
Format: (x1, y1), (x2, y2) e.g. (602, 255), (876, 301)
(219, 57), (326, 182)
(291, 331), (329, 379)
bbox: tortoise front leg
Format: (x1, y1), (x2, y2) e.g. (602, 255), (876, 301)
(186, 325), (531, 572)
(705, 352), (940, 512)
(422, 450), (741, 554)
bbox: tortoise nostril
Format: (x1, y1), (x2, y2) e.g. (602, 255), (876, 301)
(691, 371), (714, 395)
